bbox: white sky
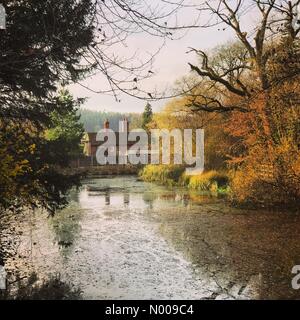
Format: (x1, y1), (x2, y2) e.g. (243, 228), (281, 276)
(69, 1), (251, 114)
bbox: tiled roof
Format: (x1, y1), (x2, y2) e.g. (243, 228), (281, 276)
(83, 132), (136, 146)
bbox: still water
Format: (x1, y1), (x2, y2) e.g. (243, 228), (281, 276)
(2, 176), (300, 299)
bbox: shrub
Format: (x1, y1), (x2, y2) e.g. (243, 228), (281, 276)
(140, 165), (230, 193)
(187, 170), (230, 192)
(139, 165), (186, 186)
(231, 142), (300, 207)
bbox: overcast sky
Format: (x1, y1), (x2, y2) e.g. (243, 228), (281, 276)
(69, 2), (248, 114)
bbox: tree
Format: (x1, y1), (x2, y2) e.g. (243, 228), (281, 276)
(142, 103), (153, 131)
(0, 0), (195, 213)
(0, 0), (199, 120)
(0, 93), (84, 214)
(0, 0), (96, 122)
(181, 1), (300, 205)
(46, 90), (85, 158)
(150, 97), (233, 169)
(1, 0), (199, 102)
(0, 0), (96, 214)
(71, 0), (200, 100)
(78, 110), (143, 132)
(185, 1), (300, 116)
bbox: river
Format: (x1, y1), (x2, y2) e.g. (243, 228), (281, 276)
(1, 175), (300, 299)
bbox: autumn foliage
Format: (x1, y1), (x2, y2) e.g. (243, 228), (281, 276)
(145, 36), (300, 208)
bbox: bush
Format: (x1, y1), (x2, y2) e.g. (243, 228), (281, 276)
(139, 165), (186, 186)
(187, 170), (230, 192)
(231, 142), (300, 207)
(140, 165), (230, 193)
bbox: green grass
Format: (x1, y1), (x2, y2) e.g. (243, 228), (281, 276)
(140, 165), (230, 194)
(139, 165), (186, 186)
(186, 170), (230, 192)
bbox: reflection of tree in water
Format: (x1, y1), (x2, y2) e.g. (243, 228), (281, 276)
(158, 207), (300, 299)
(123, 192), (130, 206)
(105, 191), (110, 206)
(50, 203), (83, 258)
(102, 191), (130, 206)
(142, 189), (206, 209)
(67, 187), (81, 203)
(142, 192), (157, 209)
(0, 211), (46, 287)
(0, 272), (81, 300)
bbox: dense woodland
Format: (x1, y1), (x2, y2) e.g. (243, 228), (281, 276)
(78, 109), (143, 132)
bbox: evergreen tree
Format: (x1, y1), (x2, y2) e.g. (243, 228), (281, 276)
(142, 103), (153, 131)
(46, 90), (85, 158)
(0, 0), (95, 214)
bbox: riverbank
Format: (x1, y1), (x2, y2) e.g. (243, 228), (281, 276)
(68, 164), (142, 178)
(139, 165), (230, 195)
(139, 165), (300, 210)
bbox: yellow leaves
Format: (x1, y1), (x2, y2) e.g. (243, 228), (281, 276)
(0, 139), (32, 185)
(292, 155), (300, 178)
(245, 57), (256, 66)
(29, 144), (36, 154)
(11, 159), (31, 177)
(231, 136), (300, 205)
(187, 170), (230, 192)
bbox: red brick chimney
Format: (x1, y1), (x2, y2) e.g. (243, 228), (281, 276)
(120, 117), (129, 132)
(104, 119), (110, 129)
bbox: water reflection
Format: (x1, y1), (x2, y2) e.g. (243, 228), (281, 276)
(2, 176), (300, 299)
(102, 191), (130, 207)
(105, 191), (110, 206)
(50, 202), (83, 258)
(123, 193), (130, 206)
(158, 207), (300, 299)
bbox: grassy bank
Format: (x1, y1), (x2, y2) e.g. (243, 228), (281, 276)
(140, 165), (230, 194)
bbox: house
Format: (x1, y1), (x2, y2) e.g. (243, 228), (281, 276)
(82, 118), (135, 158)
